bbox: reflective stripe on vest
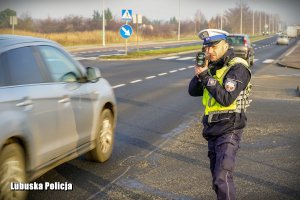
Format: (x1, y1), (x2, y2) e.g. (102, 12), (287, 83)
(202, 57), (251, 115)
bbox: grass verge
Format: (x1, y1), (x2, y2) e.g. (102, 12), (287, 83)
(101, 45), (202, 59)
(101, 35), (268, 60)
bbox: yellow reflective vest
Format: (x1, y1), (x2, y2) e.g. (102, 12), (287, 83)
(202, 57), (251, 115)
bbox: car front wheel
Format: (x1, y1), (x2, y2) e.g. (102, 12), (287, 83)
(0, 143), (27, 200)
(89, 109), (115, 162)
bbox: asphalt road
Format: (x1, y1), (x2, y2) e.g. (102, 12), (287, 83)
(28, 36), (300, 200)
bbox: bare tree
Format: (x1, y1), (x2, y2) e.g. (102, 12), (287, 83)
(194, 10), (206, 33)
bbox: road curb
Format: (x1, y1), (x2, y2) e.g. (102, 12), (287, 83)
(277, 61), (300, 69)
(277, 40), (300, 69)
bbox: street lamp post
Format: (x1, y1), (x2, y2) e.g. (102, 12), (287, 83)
(252, 10), (255, 35)
(178, 0), (181, 41)
(264, 12), (267, 34)
(240, 0), (243, 34)
(102, 0), (106, 47)
(220, 14), (223, 30)
(259, 11), (261, 35)
(269, 15), (272, 34)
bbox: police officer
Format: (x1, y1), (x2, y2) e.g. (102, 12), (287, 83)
(188, 29), (252, 200)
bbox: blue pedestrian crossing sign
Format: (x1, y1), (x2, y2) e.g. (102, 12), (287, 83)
(122, 9), (132, 21)
(119, 24), (133, 39)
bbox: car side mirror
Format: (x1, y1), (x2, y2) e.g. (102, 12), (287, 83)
(86, 67), (101, 82)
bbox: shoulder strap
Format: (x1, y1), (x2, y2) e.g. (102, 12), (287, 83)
(221, 57), (251, 79)
(228, 57), (250, 70)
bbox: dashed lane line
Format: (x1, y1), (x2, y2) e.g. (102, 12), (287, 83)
(112, 65), (192, 89)
(145, 76), (156, 79)
(176, 56), (195, 61)
(160, 56), (180, 60)
(130, 79), (142, 83)
(262, 59), (274, 64)
(158, 73), (168, 76)
(112, 84), (126, 88)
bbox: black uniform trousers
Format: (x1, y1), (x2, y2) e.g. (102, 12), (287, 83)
(207, 129), (242, 200)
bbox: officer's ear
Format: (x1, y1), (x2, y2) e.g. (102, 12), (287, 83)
(223, 41), (229, 51)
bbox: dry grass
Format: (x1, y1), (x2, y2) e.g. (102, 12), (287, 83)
(0, 29), (197, 46)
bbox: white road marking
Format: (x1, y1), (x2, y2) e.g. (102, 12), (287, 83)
(99, 53), (124, 57)
(158, 73), (168, 76)
(187, 66), (194, 68)
(145, 76), (156, 79)
(130, 79), (142, 83)
(112, 84), (126, 88)
(74, 57), (98, 61)
(262, 59), (274, 64)
(112, 65), (193, 89)
(160, 56), (180, 60)
(176, 56), (195, 60)
(285, 44), (298, 56)
(254, 59), (259, 63)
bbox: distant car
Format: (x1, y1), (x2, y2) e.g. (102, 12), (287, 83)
(227, 34), (255, 66)
(262, 31), (270, 36)
(276, 35), (289, 45)
(0, 35), (117, 200)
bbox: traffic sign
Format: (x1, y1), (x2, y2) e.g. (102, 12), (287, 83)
(119, 24), (133, 39)
(122, 9), (132, 21)
(133, 14), (142, 24)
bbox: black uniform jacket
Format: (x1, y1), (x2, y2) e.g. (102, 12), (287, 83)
(188, 49), (251, 140)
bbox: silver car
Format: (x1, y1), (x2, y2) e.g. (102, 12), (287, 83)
(276, 35), (289, 45)
(0, 35), (117, 199)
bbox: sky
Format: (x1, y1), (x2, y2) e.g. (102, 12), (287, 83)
(1, 0), (299, 25)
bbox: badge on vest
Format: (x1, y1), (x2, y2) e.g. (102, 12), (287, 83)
(224, 78), (237, 92)
(207, 78), (217, 86)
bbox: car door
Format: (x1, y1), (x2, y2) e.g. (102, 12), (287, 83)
(0, 46), (63, 169)
(37, 45), (94, 151)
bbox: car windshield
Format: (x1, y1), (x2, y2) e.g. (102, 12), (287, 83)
(227, 36), (244, 46)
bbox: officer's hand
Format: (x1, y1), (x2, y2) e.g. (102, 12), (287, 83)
(195, 65), (208, 77)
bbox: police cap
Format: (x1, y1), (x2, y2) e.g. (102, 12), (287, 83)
(198, 29), (229, 47)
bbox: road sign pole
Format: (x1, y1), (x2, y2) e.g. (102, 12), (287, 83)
(125, 21), (128, 55)
(136, 18), (139, 53)
(12, 21), (14, 34)
(121, 9), (133, 55)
